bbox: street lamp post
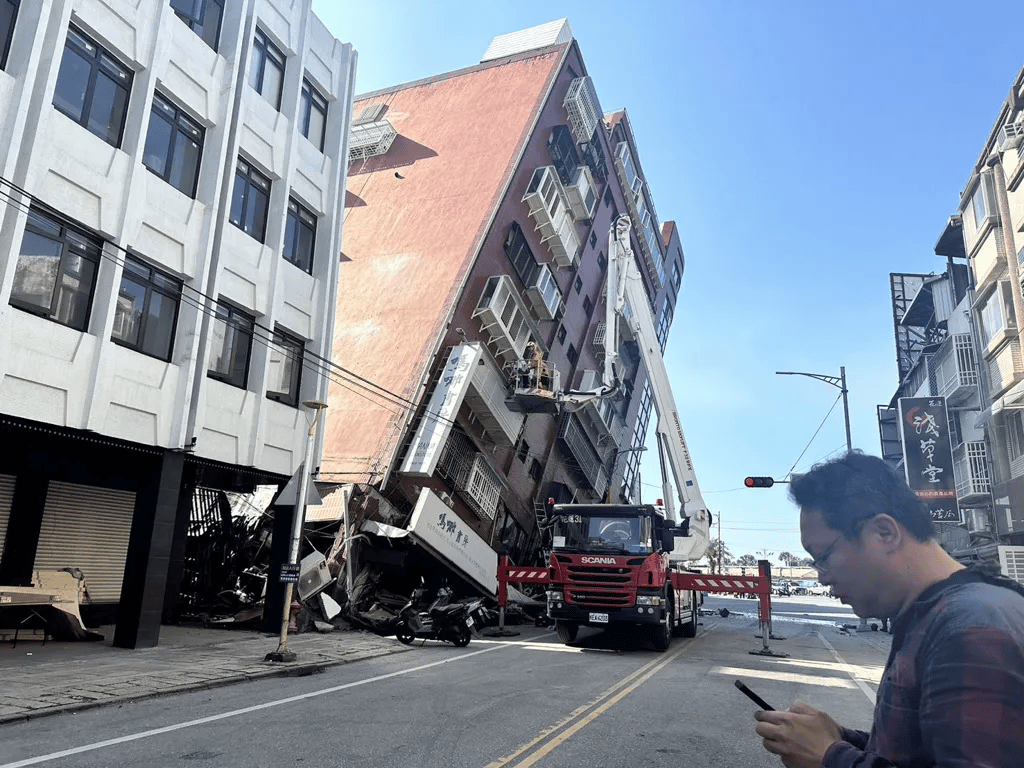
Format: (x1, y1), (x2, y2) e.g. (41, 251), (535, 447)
(775, 368), (867, 630)
(776, 367), (852, 454)
(267, 399), (328, 663)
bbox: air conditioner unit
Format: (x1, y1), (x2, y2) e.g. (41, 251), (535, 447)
(998, 545), (1024, 585)
(998, 122), (1024, 151)
(297, 551), (333, 600)
(564, 164), (597, 220)
(472, 275), (532, 361)
(579, 369), (601, 391)
(523, 166), (564, 238)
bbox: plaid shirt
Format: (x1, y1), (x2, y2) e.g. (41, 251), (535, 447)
(823, 567), (1024, 768)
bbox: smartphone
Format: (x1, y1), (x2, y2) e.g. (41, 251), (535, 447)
(734, 679), (775, 711)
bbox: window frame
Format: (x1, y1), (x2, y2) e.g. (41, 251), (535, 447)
(504, 222), (539, 287)
(111, 255), (182, 361)
(1008, 411), (1024, 462)
(266, 326), (304, 407)
(283, 196), (317, 273)
(52, 25), (134, 148)
(170, 0), (223, 51)
(207, 299), (254, 388)
(1, 0), (17, 71)
(249, 27), (285, 110)
(299, 77), (328, 151)
(9, 206), (102, 331)
(143, 92), (204, 198)
(229, 157), (272, 243)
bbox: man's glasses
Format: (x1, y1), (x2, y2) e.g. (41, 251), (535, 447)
(810, 516), (877, 574)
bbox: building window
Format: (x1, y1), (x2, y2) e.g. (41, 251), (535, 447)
(548, 125), (579, 185)
(299, 77), (328, 151)
(567, 343), (578, 367)
(671, 260), (682, 292)
(517, 440), (530, 463)
(229, 158), (271, 242)
(603, 185), (613, 207)
(249, 27), (285, 110)
(978, 281), (1013, 347)
(556, 324), (567, 345)
(582, 294), (594, 317)
(504, 222), (539, 286)
(170, 0), (223, 51)
(52, 26), (133, 148)
(589, 230), (597, 249)
(208, 300), (254, 388)
(1, 0), (17, 70)
(143, 93), (204, 197)
(267, 327), (303, 406)
(597, 251), (606, 271)
(969, 174), (996, 231)
(284, 197), (317, 273)
(1007, 412), (1024, 461)
(111, 256), (181, 360)
(573, 275), (582, 294)
(10, 207), (101, 331)
(529, 458), (544, 482)
(657, 298), (673, 351)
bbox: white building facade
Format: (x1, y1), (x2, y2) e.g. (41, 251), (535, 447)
(0, 0), (356, 646)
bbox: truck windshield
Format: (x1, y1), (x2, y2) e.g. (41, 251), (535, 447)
(550, 514), (653, 555)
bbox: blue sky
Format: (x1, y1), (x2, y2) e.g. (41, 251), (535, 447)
(312, 1), (1024, 562)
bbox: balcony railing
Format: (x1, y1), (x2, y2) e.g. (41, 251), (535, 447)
(954, 441), (991, 504)
(935, 334), (979, 405)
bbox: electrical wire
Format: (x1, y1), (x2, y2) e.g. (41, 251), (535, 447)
(784, 392), (842, 480)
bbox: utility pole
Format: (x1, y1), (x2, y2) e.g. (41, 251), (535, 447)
(267, 400), (328, 663)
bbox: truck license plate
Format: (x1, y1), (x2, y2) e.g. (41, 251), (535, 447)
(466, 616), (474, 627)
(589, 612), (609, 623)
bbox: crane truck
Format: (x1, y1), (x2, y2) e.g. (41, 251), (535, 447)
(504, 215), (716, 651)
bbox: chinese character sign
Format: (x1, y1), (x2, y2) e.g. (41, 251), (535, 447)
(898, 397), (961, 524)
(400, 342), (483, 477)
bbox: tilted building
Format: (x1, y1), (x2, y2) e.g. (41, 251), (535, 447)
(322, 20), (685, 589)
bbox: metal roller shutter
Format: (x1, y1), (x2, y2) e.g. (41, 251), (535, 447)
(0, 474), (14, 561)
(34, 481), (136, 603)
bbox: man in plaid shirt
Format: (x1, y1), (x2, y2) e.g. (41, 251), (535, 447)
(754, 452), (1024, 768)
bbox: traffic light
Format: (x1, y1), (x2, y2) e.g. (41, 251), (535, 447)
(744, 476), (775, 488)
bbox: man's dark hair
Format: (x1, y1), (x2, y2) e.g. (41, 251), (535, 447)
(789, 451), (934, 542)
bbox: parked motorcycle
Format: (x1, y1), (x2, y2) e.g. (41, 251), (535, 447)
(395, 586), (486, 647)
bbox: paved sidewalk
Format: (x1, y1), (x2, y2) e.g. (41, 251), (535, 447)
(0, 623), (408, 725)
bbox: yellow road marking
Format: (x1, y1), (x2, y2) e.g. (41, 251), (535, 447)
(484, 641), (690, 768)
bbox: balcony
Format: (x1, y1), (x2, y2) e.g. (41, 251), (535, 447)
(557, 412), (608, 497)
(436, 431), (502, 520)
(523, 166), (580, 267)
(463, 350), (525, 446)
(954, 441), (991, 505)
(934, 334), (979, 406)
(348, 119), (397, 162)
(473, 275), (534, 362)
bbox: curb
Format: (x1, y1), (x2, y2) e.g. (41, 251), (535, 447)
(0, 645), (411, 726)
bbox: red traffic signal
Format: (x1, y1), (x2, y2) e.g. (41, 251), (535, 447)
(744, 476), (775, 488)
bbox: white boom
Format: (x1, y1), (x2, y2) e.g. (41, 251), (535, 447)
(508, 216), (710, 562)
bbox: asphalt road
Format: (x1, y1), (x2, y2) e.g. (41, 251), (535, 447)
(0, 596), (886, 768)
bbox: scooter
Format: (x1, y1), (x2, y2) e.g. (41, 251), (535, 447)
(395, 586), (486, 647)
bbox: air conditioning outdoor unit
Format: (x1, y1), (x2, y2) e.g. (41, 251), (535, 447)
(348, 119), (397, 162)
(564, 164), (597, 220)
(998, 545), (1024, 585)
(297, 551), (333, 600)
(525, 263), (563, 320)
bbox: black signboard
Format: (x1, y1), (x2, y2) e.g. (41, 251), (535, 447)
(898, 397), (961, 523)
(279, 563), (300, 584)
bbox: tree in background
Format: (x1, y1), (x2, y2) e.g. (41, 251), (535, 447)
(737, 554), (757, 566)
(778, 551), (796, 566)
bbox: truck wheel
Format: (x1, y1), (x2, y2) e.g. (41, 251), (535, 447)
(680, 592), (698, 638)
(652, 601), (672, 651)
(555, 620), (578, 643)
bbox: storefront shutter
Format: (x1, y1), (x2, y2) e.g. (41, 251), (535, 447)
(0, 474), (14, 562)
(33, 481), (135, 603)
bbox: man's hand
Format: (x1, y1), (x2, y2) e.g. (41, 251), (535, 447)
(754, 701), (843, 768)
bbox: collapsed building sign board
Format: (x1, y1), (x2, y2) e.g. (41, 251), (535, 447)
(407, 487), (498, 596)
(400, 343), (483, 477)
